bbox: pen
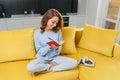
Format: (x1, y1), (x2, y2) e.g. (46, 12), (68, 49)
(48, 37), (54, 41)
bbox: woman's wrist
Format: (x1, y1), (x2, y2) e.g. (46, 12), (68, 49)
(55, 47), (59, 50)
(47, 45), (52, 49)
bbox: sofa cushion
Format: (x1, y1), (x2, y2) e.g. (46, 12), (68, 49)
(60, 27), (77, 54)
(33, 67), (79, 80)
(0, 60), (32, 80)
(77, 48), (120, 80)
(78, 24), (119, 57)
(75, 28), (83, 45)
(113, 43), (120, 59)
(0, 28), (35, 63)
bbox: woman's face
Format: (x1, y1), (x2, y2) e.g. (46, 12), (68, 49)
(46, 16), (59, 30)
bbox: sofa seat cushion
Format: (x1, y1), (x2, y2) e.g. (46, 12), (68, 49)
(77, 48), (120, 80)
(61, 53), (81, 61)
(0, 60), (32, 80)
(0, 28), (36, 63)
(33, 68), (79, 80)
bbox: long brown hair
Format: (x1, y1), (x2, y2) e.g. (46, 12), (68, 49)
(40, 9), (64, 33)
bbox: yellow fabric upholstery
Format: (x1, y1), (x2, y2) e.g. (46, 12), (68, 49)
(33, 68), (79, 80)
(77, 48), (120, 80)
(60, 27), (77, 54)
(0, 28), (35, 63)
(113, 43), (120, 59)
(75, 28), (83, 45)
(0, 25), (120, 80)
(78, 24), (119, 56)
(0, 60), (32, 80)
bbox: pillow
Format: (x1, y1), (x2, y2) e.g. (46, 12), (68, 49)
(60, 26), (77, 54)
(113, 43), (120, 59)
(0, 28), (36, 63)
(75, 28), (83, 45)
(78, 24), (119, 57)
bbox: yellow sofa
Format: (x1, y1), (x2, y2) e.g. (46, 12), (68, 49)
(0, 24), (120, 80)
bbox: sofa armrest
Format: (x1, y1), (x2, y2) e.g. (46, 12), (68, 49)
(113, 43), (120, 59)
(75, 28), (83, 46)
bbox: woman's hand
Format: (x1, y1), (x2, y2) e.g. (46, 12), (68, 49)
(50, 61), (58, 67)
(50, 44), (59, 50)
(48, 61), (58, 71)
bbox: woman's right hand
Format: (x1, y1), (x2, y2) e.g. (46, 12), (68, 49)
(50, 44), (59, 50)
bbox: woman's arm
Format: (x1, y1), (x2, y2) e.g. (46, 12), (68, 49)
(34, 30), (51, 56)
(55, 30), (62, 55)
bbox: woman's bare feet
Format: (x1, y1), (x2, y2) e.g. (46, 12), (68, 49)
(34, 69), (52, 76)
(50, 61), (58, 67)
(34, 61), (58, 76)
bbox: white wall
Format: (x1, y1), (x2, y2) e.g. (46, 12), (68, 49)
(72, 0), (106, 28)
(85, 0), (99, 26)
(78, 0), (87, 16)
(84, 0), (110, 28)
(96, 0), (110, 27)
(69, 0), (87, 28)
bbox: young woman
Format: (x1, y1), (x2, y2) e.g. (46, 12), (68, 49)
(27, 9), (77, 75)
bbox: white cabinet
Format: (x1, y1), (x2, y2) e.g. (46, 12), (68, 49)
(6, 19), (24, 30)
(101, 0), (120, 44)
(0, 19), (7, 30)
(6, 15), (86, 30)
(102, 0), (120, 29)
(0, 0), (88, 30)
(5, 16), (42, 30)
(0, 14), (87, 31)
(23, 17), (42, 29)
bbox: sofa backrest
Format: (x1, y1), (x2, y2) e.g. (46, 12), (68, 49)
(75, 28), (83, 46)
(75, 24), (120, 57)
(0, 28), (36, 63)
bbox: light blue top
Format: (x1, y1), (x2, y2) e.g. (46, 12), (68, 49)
(34, 29), (62, 61)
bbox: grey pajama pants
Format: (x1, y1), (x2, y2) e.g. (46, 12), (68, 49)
(27, 56), (77, 72)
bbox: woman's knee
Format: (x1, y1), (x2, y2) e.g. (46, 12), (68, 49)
(26, 63), (36, 72)
(70, 59), (78, 68)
